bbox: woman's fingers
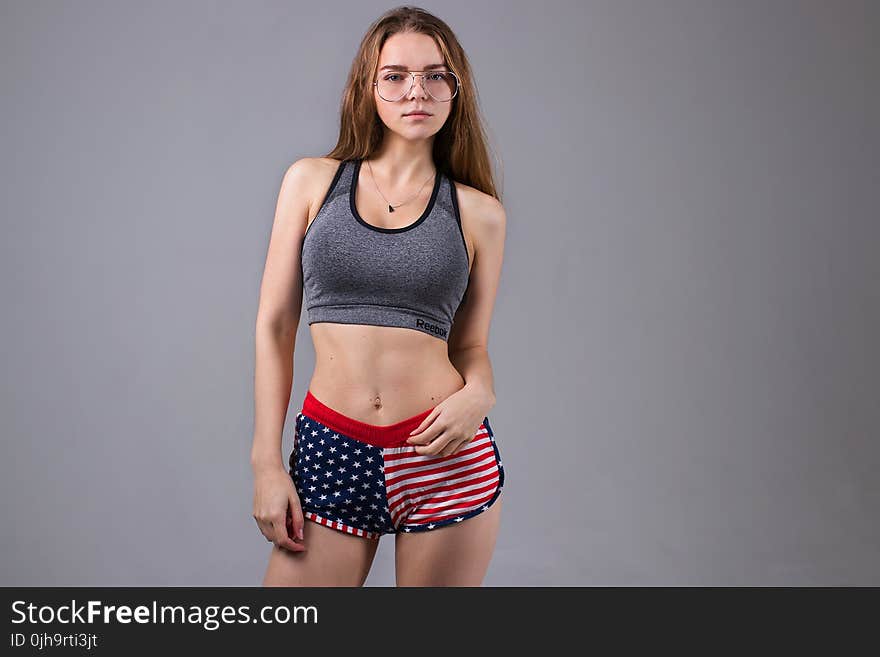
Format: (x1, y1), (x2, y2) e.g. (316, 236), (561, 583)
(253, 469), (307, 552)
(254, 511), (275, 542)
(440, 437), (469, 457)
(272, 511), (305, 552)
(289, 495), (305, 541)
(414, 431), (450, 456)
(274, 496), (307, 552)
(254, 506), (305, 551)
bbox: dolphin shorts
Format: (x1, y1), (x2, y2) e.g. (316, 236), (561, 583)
(288, 390), (505, 539)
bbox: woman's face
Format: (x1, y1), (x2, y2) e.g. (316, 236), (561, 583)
(373, 32), (454, 139)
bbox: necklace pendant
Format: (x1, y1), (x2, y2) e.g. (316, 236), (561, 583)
(388, 204), (395, 212)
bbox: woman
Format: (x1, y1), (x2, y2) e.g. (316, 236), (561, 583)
(252, 6), (507, 587)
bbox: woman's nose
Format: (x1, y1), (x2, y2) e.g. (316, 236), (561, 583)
(408, 75), (429, 99)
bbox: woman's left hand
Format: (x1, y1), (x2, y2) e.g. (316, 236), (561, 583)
(405, 385), (495, 457)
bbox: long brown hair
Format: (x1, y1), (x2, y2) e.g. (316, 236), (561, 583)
(322, 5), (501, 201)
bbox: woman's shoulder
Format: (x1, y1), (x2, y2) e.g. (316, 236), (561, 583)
(450, 178), (505, 228)
(285, 157), (346, 213)
(288, 156), (345, 180)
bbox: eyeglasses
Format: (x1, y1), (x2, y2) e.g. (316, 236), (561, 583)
(373, 70), (460, 103)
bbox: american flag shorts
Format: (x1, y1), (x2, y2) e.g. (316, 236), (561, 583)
(287, 389), (505, 539)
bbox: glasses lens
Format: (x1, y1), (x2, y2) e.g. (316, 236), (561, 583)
(377, 71), (458, 102)
(376, 72), (408, 101)
(425, 71), (457, 101)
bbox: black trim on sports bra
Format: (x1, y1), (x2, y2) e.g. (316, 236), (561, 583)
(349, 158), (443, 234)
(448, 177), (470, 270)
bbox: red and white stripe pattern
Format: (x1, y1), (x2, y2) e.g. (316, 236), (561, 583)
(302, 510), (380, 539)
(383, 422), (502, 531)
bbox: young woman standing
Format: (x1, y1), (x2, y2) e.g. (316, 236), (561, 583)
(253, 6), (507, 586)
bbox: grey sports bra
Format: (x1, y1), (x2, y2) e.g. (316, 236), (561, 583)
(300, 158), (470, 341)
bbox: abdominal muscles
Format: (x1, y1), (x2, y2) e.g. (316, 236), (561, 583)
(306, 322), (467, 423)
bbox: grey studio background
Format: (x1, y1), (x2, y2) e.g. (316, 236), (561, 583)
(2, 0), (878, 586)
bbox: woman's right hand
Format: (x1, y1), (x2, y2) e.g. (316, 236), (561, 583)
(253, 465), (307, 552)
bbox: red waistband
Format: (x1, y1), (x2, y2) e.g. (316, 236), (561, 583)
(300, 390), (436, 449)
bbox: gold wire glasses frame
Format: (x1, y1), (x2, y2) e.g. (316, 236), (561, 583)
(373, 70), (460, 102)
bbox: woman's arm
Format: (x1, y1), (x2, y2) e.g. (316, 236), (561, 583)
(251, 159), (313, 472)
(252, 326), (296, 471)
(447, 189), (507, 407)
(251, 159), (315, 550)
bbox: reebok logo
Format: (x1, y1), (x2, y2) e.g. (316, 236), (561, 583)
(416, 318), (447, 338)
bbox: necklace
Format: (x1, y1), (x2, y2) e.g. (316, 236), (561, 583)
(366, 159), (436, 213)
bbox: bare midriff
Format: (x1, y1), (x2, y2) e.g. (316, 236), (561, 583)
(305, 322), (466, 424)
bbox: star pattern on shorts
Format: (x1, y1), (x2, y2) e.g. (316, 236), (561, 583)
(290, 415), (393, 533)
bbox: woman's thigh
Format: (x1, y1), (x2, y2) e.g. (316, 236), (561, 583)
(394, 492), (503, 587)
(262, 519), (380, 587)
